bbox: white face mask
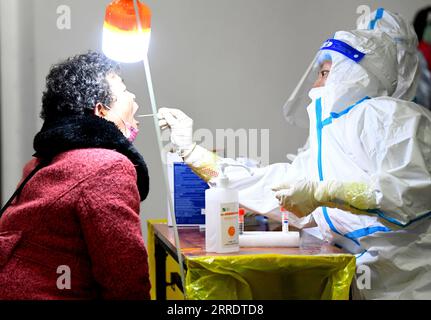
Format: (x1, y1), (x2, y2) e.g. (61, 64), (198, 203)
(308, 86), (326, 100)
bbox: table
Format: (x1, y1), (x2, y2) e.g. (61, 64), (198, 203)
(148, 222), (356, 300)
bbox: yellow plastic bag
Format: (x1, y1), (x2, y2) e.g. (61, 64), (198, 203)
(185, 254), (355, 300)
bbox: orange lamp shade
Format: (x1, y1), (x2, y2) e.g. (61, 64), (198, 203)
(102, 0), (152, 63)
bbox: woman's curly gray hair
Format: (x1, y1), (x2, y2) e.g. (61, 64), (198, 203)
(41, 51), (120, 120)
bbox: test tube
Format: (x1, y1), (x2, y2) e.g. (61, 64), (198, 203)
(238, 208), (245, 235)
(280, 207), (289, 233)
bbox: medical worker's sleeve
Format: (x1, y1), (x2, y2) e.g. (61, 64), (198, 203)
(184, 145), (308, 217)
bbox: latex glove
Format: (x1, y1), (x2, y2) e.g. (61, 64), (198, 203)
(157, 108), (195, 156)
(272, 180), (320, 217)
(272, 180), (380, 217)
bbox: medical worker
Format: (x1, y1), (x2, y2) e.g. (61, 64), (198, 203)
(159, 29), (431, 299)
(273, 30), (431, 299)
(284, 8), (421, 162)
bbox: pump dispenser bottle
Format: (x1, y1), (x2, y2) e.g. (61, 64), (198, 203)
(205, 163), (252, 253)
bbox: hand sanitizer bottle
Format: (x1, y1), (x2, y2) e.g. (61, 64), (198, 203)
(205, 163), (252, 253)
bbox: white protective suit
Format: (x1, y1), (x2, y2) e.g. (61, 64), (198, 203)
(164, 30), (431, 299)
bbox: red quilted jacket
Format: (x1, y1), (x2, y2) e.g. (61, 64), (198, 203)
(0, 148), (151, 299)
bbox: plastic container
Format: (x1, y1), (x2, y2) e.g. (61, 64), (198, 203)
(205, 164), (252, 253)
(205, 175), (239, 253)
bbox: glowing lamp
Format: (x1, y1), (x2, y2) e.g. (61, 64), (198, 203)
(102, 0), (151, 63)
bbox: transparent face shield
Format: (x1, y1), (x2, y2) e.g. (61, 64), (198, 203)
(282, 38), (367, 129)
(282, 53), (330, 128)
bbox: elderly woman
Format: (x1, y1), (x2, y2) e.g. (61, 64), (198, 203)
(0, 52), (150, 299)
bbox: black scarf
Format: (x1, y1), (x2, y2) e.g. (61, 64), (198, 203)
(33, 114), (149, 201)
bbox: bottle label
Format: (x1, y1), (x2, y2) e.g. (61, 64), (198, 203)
(220, 202), (239, 247)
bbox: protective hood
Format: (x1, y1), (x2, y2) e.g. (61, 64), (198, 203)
(357, 8), (420, 101)
(317, 30), (398, 117)
(283, 29), (398, 125)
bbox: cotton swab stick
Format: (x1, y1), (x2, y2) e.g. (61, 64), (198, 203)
(136, 113), (156, 118)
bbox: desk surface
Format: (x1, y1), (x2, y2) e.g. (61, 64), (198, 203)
(153, 223), (346, 258)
